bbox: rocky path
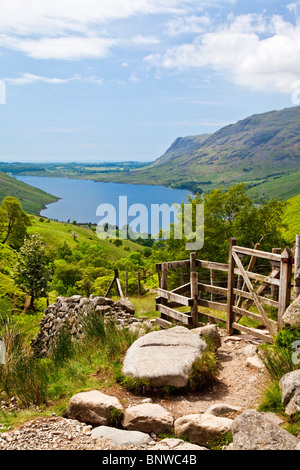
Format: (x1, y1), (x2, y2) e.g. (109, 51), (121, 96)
(0, 331), (267, 451)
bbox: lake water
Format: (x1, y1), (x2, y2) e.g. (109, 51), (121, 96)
(15, 175), (192, 233)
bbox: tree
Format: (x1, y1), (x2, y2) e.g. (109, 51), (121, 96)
(13, 233), (52, 309)
(0, 196), (31, 248)
(163, 184), (287, 263)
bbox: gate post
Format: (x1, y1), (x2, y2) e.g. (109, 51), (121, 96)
(226, 238), (236, 335)
(278, 248), (293, 330)
(190, 252), (198, 327)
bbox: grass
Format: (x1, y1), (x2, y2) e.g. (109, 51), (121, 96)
(0, 171), (57, 215)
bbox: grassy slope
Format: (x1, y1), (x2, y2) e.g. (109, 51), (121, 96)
(28, 215), (144, 255)
(282, 193), (300, 243)
(0, 171), (57, 214)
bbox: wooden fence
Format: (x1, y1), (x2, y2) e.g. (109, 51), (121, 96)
(155, 237), (298, 343)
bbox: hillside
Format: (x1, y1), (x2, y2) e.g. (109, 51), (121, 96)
(282, 193), (300, 243)
(88, 106), (300, 200)
(0, 171), (57, 214)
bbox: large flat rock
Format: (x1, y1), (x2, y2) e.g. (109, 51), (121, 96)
(91, 426), (152, 447)
(122, 326), (207, 388)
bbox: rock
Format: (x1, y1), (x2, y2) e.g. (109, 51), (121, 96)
(240, 344), (258, 357)
(204, 404), (242, 417)
(151, 438), (208, 451)
(231, 409), (300, 450)
(279, 369), (300, 407)
(91, 426), (152, 447)
(282, 296), (300, 327)
(122, 404), (174, 435)
(174, 413), (233, 446)
(115, 298), (135, 315)
(65, 390), (123, 426)
(285, 389), (300, 416)
(122, 326), (207, 388)
(192, 324), (221, 350)
(246, 355), (265, 371)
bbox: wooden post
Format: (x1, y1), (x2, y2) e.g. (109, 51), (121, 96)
(278, 248), (293, 330)
(190, 271), (198, 328)
(210, 268), (215, 301)
(137, 271), (141, 297)
(160, 263), (169, 321)
(271, 248), (281, 301)
(294, 235), (300, 299)
(190, 252), (196, 273)
(226, 238), (236, 335)
(125, 271), (128, 298)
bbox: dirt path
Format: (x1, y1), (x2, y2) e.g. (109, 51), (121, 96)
(0, 331), (268, 450)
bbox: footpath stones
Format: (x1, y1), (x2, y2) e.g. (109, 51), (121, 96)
(192, 324), (221, 350)
(122, 326), (207, 388)
(122, 403), (174, 435)
(174, 413), (233, 446)
(91, 426), (152, 448)
(231, 410), (300, 450)
(151, 438), (208, 451)
(65, 390), (123, 427)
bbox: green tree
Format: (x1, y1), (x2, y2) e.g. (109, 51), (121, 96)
(0, 197), (31, 248)
(163, 184), (287, 263)
(13, 233), (52, 309)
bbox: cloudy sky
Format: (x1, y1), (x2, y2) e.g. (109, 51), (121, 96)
(1, 0), (300, 162)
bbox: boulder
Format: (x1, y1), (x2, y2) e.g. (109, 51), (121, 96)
(115, 298), (135, 315)
(65, 390), (123, 426)
(204, 403), (242, 417)
(174, 413), (233, 446)
(151, 438), (208, 451)
(282, 296), (300, 327)
(122, 326), (207, 388)
(231, 409), (300, 450)
(122, 404), (174, 435)
(279, 369), (300, 415)
(91, 426), (152, 447)
(192, 324), (221, 350)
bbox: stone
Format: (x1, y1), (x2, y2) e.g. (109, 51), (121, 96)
(192, 324), (221, 350)
(285, 389), (300, 416)
(174, 413), (233, 446)
(151, 438), (208, 451)
(204, 403), (242, 417)
(91, 426), (152, 447)
(122, 404), (174, 435)
(279, 369), (300, 407)
(122, 326), (207, 388)
(240, 344), (258, 357)
(246, 355), (265, 371)
(231, 409), (300, 450)
(65, 390), (123, 426)
(115, 298), (135, 315)
(282, 296), (300, 327)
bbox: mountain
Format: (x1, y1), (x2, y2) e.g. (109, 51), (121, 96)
(91, 105), (300, 200)
(0, 171), (57, 214)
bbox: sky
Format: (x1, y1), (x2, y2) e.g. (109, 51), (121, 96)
(1, 0), (300, 163)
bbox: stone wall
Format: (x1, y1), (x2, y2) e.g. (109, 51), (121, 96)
(31, 295), (153, 357)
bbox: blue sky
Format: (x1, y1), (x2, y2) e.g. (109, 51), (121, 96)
(0, 0), (300, 162)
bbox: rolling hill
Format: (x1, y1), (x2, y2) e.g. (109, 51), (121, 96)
(89, 105), (300, 200)
(0, 171), (57, 214)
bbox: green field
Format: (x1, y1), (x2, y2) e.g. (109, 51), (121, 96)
(0, 171), (57, 214)
(282, 193), (300, 243)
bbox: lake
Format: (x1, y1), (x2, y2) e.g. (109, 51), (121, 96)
(15, 175), (192, 234)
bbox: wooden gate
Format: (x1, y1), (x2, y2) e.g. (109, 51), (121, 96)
(155, 238), (294, 343)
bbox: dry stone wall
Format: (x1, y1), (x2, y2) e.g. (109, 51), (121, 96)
(31, 295), (153, 357)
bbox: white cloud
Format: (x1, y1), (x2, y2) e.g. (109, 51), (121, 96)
(165, 15), (212, 36)
(146, 14), (300, 94)
(3, 72), (103, 85)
